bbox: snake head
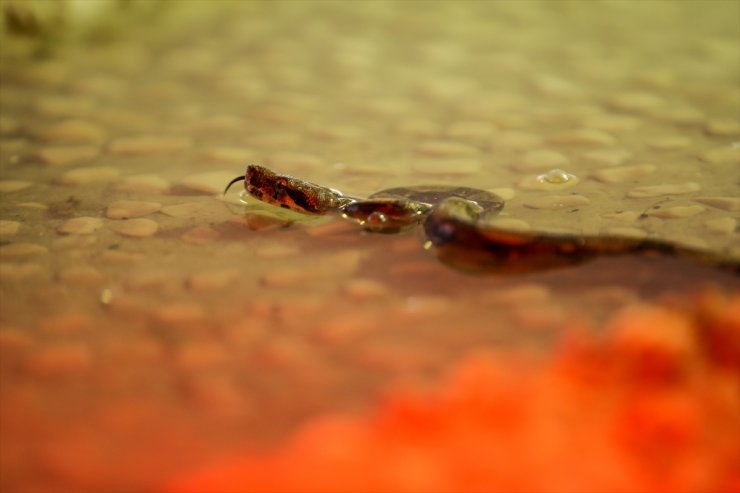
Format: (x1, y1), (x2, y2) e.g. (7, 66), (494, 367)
(224, 164), (346, 215)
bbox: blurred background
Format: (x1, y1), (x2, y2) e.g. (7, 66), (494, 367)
(1, 1), (738, 492)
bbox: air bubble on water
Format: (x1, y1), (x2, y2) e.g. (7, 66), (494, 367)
(537, 168), (576, 184)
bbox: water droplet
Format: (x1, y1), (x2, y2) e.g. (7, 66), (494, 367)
(366, 211), (388, 225)
(100, 288), (113, 304)
(538, 168), (576, 184)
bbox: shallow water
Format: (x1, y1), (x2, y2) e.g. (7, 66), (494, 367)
(1, 1), (739, 491)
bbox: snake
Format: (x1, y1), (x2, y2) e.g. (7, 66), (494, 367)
(224, 164), (739, 274)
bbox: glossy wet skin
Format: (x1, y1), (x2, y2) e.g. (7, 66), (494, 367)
(225, 165), (506, 233)
(370, 186), (504, 220)
(341, 199), (431, 233)
(225, 165), (739, 273)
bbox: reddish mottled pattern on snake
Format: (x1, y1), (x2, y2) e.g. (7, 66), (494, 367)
(224, 165), (350, 214)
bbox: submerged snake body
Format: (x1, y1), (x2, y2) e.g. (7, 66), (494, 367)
(343, 186), (505, 233)
(225, 165), (738, 273)
(424, 196), (739, 273)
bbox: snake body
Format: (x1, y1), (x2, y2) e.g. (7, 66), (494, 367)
(224, 165), (738, 273)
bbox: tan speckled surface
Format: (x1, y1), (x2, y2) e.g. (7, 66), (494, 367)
(0, 1), (738, 492)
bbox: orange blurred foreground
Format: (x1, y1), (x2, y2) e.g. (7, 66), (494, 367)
(166, 290), (740, 493)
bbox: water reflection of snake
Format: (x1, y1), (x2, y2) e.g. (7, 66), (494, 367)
(224, 165), (738, 274)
